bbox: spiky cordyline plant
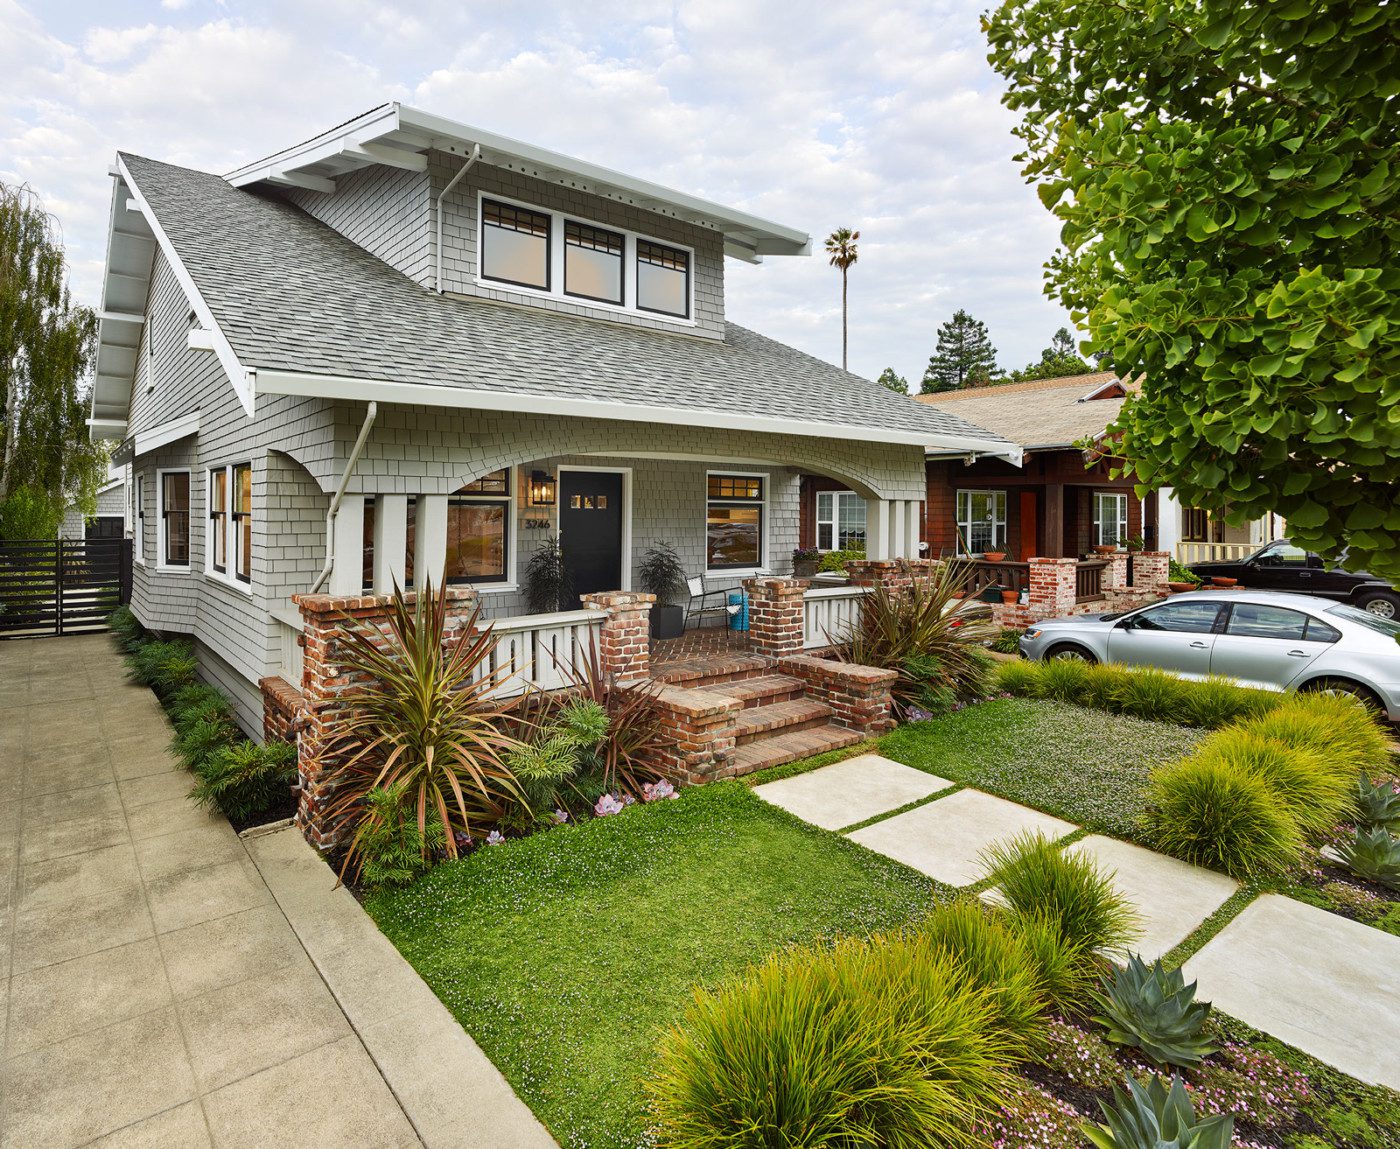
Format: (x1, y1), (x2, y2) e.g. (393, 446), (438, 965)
(840, 559), (997, 716)
(327, 582), (525, 879)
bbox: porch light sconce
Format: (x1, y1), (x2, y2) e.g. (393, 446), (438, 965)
(527, 469), (557, 507)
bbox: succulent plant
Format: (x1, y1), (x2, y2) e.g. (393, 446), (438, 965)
(1354, 774), (1400, 834)
(1338, 825), (1400, 891)
(1082, 1074), (1234, 1149)
(1092, 955), (1217, 1069)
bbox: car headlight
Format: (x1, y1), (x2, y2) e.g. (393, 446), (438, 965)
(1023, 628), (1042, 640)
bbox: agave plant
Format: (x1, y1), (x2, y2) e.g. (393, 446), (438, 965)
(1337, 825), (1400, 891)
(1092, 955), (1217, 1069)
(1083, 1074), (1234, 1149)
(1355, 774), (1400, 834)
(327, 581), (525, 879)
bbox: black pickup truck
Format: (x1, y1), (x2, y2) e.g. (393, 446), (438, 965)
(1190, 539), (1400, 619)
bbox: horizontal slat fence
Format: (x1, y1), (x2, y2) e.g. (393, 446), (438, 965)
(0, 538), (132, 638)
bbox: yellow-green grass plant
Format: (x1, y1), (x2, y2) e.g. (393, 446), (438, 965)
(1192, 726), (1353, 838)
(1239, 691), (1393, 784)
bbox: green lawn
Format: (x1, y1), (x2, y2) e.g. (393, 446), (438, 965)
(877, 697), (1204, 839)
(365, 782), (936, 1149)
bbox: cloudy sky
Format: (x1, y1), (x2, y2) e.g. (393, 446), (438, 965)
(1, 0), (1075, 383)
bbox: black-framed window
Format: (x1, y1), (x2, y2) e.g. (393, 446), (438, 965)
(564, 220), (624, 305)
(135, 473), (146, 562)
(446, 468), (511, 584)
(636, 239), (690, 318)
(209, 468), (228, 573)
(707, 473), (763, 570)
(160, 471), (190, 567)
(481, 200), (550, 291)
(232, 463), (252, 583)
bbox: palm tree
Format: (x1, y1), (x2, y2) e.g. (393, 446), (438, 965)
(825, 227), (859, 371)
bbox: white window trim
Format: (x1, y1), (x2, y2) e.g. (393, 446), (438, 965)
(556, 465), (633, 592)
(1093, 491), (1130, 547)
(955, 489), (1008, 554)
(155, 467), (192, 573)
(474, 189), (696, 327)
(705, 469), (769, 576)
(205, 463), (253, 595)
(133, 472), (146, 566)
(815, 489), (867, 552)
(442, 466), (518, 592)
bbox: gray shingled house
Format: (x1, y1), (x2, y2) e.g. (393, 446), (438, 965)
(90, 103), (1015, 737)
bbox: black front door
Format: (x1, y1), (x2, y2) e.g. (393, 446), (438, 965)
(559, 471), (624, 602)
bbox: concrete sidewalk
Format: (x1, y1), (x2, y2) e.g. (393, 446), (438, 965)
(0, 634), (553, 1148)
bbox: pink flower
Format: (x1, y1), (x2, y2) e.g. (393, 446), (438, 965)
(594, 793), (624, 817)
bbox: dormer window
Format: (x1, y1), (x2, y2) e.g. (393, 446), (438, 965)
(636, 240), (690, 318)
(481, 200), (551, 291)
(564, 222), (624, 305)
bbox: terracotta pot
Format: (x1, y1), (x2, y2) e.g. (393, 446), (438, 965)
(1092, 544), (1117, 555)
(951, 591), (966, 600)
(1210, 576), (1238, 588)
(1167, 581), (1197, 593)
(1000, 589), (1019, 604)
(983, 551), (1007, 562)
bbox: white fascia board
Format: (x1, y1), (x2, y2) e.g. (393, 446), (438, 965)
(133, 411), (200, 457)
(925, 442), (1026, 467)
(224, 103), (401, 185)
(251, 368), (991, 450)
(117, 155), (254, 418)
(88, 418), (130, 442)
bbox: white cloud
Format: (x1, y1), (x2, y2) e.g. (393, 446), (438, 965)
(0, 0), (1075, 380)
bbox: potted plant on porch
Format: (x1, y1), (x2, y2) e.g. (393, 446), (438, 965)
(792, 547), (820, 579)
(524, 536), (575, 613)
(637, 542), (687, 639)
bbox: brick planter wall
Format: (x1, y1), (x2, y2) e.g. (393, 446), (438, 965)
(651, 682), (741, 785)
(776, 653), (897, 736)
(258, 675), (305, 744)
(1131, 550), (1171, 591)
(581, 590), (655, 683)
(1028, 557), (1079, 617)
(845, 559), (912, 594)
(1104, 553), (1130, 591)
(743, 576), (808, 658)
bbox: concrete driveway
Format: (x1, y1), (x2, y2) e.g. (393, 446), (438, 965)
(0, 633), (551, 1148)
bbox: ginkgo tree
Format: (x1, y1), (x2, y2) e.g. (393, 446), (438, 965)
(985, 0), (1399, 581)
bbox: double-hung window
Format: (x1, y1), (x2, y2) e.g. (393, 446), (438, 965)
(707, 474), (764, 571)
(158, 471), (190, 569)
(815, 491), (867, 551)
(1093, 492), (1129, 548)
(208, 469), (228, 574)
(481, 200), (551, 291)
(955, 490), (1006, 554)
(134, 473), (146, 564)
(207, 463), (250, 588)
(232, 464), (252, 583)
(445, 468), (512, 585)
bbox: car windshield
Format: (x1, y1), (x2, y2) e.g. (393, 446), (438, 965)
(1327, 602), (1400, 638)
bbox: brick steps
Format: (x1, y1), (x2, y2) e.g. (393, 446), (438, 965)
(652, 654), (770, 687)
(731, 723), (866, 774)
(734, 698), (833, 746)
(705, 673), (806, 709)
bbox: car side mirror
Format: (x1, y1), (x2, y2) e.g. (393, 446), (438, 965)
(1114, 618), (1134, 630)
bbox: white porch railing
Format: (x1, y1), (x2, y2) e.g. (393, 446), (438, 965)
(803, 586), (868, 649)
(474, 608), (604, 698)
(270, 605), (304, 687)
(1175, 541), (1264, 565)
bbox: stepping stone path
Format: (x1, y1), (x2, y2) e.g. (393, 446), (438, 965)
(848, 786), (1077, 887)
(1184, 894), (1400, 1091)
(753, 754), (951, 830)
(1065, 836), (1238, 962)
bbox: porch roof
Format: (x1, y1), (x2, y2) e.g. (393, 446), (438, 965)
(109, 152), (1020, 457)
(915, 373), (1134, 451)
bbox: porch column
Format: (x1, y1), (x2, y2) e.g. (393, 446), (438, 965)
(903, 500), (922, 560)
(1043, 483), (1065, 557)
(328, 494), (365, 596)
(372, 494), (408, 594)
(580, 590), (655, 684)
(744, 576), (808, 658)
(1131, 550), (1171, 591)
(865, 497), (891, 559)
(1026, 557), (1078, 618)
(1157, 487), (1182, 561)
(1103, 552), (1129, 591)
(412, 494), (449, 590)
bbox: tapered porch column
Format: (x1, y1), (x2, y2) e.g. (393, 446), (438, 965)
(865, 498), (923, 560)
(328, 494), (365, 596)
(412, 494), (449, 590)
(372, 494), (408, 594)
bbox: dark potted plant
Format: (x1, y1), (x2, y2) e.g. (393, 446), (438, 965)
(792, 547), (820, 579)
(637, 542), (687, 639)
(523, 536), (575, 613)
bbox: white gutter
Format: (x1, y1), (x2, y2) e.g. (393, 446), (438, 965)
(309, 402), (378, 594)
(435, 144), (480, 293)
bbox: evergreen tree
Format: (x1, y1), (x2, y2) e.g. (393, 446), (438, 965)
(876, 367), (908, 394)
(920, 310), (1001, 393)
(1009, 326), (1094, 381)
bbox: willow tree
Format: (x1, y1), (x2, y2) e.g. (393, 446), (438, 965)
(986, 1), (1400, 580)
(0, 181), (103, 538)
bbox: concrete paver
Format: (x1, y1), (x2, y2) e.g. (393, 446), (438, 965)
(1065, 835), (1239, 962)
(1184, 894), (1400, 1090)
(847, 787), (1077, 886)
(753, 753), (952, 830)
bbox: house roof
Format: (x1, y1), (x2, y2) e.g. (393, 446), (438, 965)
(99, 152), (1019, 458)
(913, 372), (1133, 451)
(223, 102), (810, 264)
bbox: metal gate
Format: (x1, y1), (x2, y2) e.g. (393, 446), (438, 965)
(0, 538), (133, 638)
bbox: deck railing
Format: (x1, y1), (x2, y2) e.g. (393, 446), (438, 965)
(1075, 559), (1107, 602)
(802, 585), (868, 649)
(954, 558), (1031, 597)
(473, 608), (605, 698)
(1175, 541), (1265, 565)
(270, 606), (304, 687)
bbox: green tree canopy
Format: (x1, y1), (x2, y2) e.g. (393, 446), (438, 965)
(986, 0), (1400, 581)
(920, 309), (1002, 393)
(876, 367), (909, 394)
(1009, 327), (1095, 382)
(0, 181), (102, 539)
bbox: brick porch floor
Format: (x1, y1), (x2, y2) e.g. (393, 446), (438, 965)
(651, 624), (750, 665)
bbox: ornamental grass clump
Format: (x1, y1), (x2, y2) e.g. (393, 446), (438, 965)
(1192, 727), (1351, 838)
(650, 935), (1015, 1148)
(1107, 665), (1190, 724)
(1173, 675), (1281, 730)
(1239, 691), (1393, 782)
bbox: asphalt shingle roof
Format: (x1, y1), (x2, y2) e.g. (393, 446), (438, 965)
(122, 153), (1013, 450)
(913, 373), (1132, 449)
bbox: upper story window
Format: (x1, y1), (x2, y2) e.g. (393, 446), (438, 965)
(475, 192), (694, 325)
(481, 200), (551, 291)
(636, 240), (690, 318)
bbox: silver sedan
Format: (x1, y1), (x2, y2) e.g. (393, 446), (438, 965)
(1018, 590), (1400, 721)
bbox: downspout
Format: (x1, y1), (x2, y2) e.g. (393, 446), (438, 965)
(435, 144), (481, 293)
(310, 401), (377, 594)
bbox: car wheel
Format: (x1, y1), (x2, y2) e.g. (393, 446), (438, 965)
(1045, 643), (1097, 664)
(1356, 590), (1400, 620)
(1303, 678), (1386, 714)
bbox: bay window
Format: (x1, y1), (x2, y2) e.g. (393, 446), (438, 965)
(815, 490), (867, 551)
(232, 463), (252, 582)
(208, 468), (228, 573)
(207, 463), (251, 588)
(956, 489), (1006, 554)
(134, 473), (146, 564)
(707, 473), (764, 571)
(445, 468), (512, 584)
